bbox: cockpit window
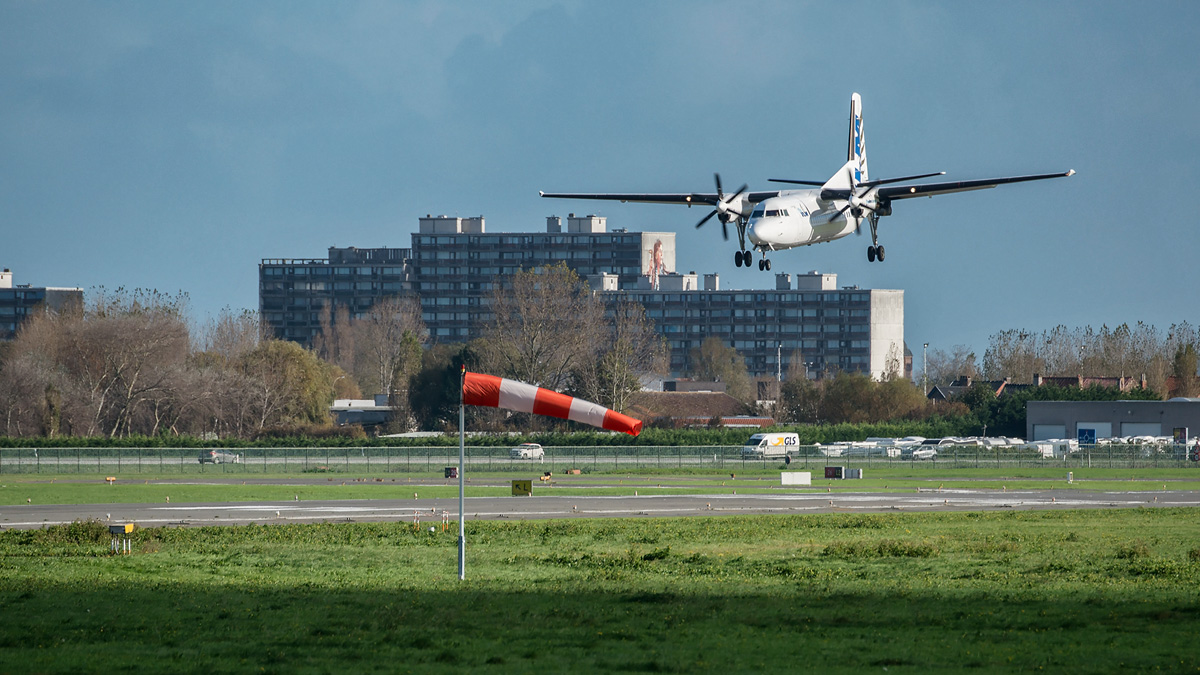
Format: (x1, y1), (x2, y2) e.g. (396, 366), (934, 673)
(751, 205), (765, 217)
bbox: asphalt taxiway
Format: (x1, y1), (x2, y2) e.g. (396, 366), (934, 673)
(3, 488), (1198, 530)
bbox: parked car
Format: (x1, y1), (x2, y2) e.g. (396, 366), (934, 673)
(198, 450), (241, 464)
(900, 446), (937, 460)
(510, 443), (545, 460)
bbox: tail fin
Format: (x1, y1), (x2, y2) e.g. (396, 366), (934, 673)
(846, 93), (867, 184)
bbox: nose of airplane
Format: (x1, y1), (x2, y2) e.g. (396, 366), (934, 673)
(747, 219), (767, 246)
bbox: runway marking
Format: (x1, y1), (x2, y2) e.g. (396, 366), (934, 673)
(153, 505), (429, 513)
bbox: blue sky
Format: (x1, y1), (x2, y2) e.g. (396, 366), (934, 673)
(3, 1), (1197, 360)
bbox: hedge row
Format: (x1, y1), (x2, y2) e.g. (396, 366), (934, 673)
(0, 416), (982, 448)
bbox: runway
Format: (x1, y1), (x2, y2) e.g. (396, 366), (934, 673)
(3, 488), (1198, 530)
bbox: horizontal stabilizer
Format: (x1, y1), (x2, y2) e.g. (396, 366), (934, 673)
(768, 178), (825, 186)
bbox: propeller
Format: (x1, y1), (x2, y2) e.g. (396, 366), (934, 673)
(832, 166), (881, 228)
(694, 173), (748, 241)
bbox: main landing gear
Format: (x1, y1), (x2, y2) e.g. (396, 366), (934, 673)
(865, 213), (885, 263)
(734, 250), (771, 271)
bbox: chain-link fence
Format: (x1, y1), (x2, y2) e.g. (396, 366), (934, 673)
(1, 444), (1196, 474)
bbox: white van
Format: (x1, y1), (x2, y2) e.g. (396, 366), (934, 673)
(742, 432), (800, 458)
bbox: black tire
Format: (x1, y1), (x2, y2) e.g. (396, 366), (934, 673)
(867, 246), (876, 262)
(765, 259), (772, 271)
(877, 245), (885, 261)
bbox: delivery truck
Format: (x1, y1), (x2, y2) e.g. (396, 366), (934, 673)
(742, 432), (800, 458)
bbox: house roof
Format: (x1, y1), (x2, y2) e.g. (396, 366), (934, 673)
(627, 391), (746, 420)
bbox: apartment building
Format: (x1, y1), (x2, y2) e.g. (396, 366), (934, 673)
(0, 268), (83, 340)
(259, 215), (907, 380)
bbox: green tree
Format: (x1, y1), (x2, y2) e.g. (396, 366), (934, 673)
(239, 340), (334, 429)
(778, 376), (821, 424)
(819, 371), (875, 424)
(869, 377), (928, 421)
(688, 337), (754, 403)
(1172, 344), (1199, 397)
(410, 343), (483, 433)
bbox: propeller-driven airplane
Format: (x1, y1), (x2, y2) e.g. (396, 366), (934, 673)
(541, 93), (1073, 270)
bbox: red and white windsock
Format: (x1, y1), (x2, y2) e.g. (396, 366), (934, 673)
(462, 371), (642, 437)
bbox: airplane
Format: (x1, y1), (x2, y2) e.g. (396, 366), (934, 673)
(540, 93), (1074, 270)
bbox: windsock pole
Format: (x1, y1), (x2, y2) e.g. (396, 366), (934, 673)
(458, 365), (466, 580)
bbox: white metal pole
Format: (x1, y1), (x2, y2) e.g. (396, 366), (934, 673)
(923, 343), (929, 396)
(458, 369), (466, 580)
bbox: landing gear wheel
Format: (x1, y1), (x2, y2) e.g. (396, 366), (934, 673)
(758, 259), (765, 271)
(876, 245), (885, 262)
(764, 259), (772, 271)
(734, 250), (744, 267)
(867, 246), (876, 262)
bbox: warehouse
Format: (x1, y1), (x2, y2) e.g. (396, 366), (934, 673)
(1026, 399), (1200, 442)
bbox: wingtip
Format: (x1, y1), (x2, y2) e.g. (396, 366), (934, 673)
(1066, 169), (1076, 177)
(538, 190), (545, 196)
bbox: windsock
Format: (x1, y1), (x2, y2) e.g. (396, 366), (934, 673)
(462, 371), (642, 437)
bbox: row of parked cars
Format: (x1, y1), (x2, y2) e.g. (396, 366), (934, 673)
(198, 450), (241, 464)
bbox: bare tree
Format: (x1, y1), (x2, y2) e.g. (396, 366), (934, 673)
(5, 288), (191, 437)
(576, 299), (668, 413)
(925, 344), (979, 387)
(313, 304), (356, 375)
(983, 329), (1040, 382)
(479, 263), (604, 392)
(0, 352), (55, 436)
(980, 322), (1200, 397)
(198, 308), (262, 363)
(349, 296), (425, 402)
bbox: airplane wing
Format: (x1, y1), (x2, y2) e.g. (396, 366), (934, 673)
(539, 190), (782, 206)
(877, 170), (1074, 201)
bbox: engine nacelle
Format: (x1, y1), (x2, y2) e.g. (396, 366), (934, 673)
(717, 195), (750, 223)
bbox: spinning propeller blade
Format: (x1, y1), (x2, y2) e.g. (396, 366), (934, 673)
(695, 174), (746, 241)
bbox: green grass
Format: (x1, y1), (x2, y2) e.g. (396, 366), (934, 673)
(2, 509), (1199, 672)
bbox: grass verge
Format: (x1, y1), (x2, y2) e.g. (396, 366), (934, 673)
(1, 509), (1198, 672)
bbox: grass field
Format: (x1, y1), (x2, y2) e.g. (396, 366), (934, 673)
(2, 508), (1199, 672)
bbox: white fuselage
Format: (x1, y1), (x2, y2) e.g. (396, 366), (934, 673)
(745, 191), (857, 252)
